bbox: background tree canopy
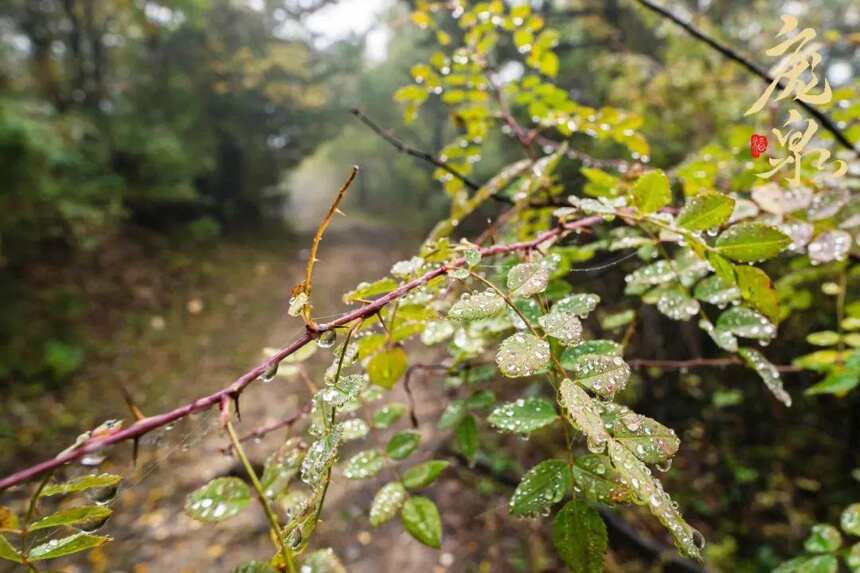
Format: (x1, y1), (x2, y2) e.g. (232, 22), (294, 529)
(0, 1), (858, 572)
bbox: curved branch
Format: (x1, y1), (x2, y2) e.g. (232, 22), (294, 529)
(633, 0), (858, 156)
(629, 356), (801, 373)
(0, 215), (604, 491)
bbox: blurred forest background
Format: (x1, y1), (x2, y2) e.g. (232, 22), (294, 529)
(0, 0), (858, 571)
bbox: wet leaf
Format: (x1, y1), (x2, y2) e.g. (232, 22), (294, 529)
(401, 496), (442, 548)
(29, 506), (112, 532)
(370, 482), (408, 526)
(343, 449), (385, 480)
(373, 403), (407, 429)
(538, 311), (583, 345)
(572, 454), (635, 505)
(496, 332), (551, 378)
(677, 192), (735, 231)
(559, 380), (610, 453)
(301, 427), (342, 487)
(402, 460), (450, 490)
(598, 403), (679, 464)
(739, 348), (792, 407)
(570, 354), (631, 398)
(421, 320), (455, 345)
(631, 169), (671, 214)
(560, 340), (622, 368)
(318, 374), (369, 407)
(841, 503), (860, 536)
(487, 397), (558, 435)
(386, 431), (421, 460)
(715, 223), (790, 262)
(808, 230), (852, 264)
(735, 265), (780, 322)
(693, 275), (740, 306)
(185, 477), (251, 523)
(302, 548), (347, 573)
(607, 441), (702, 560)
(507, 263), (549, 297)
(656, 287), (700, 321)
(716, 306), (777, 342)
(448, 290), (506, 321)
(368, 348), (407, 389)
(804, 524), (842, 553)
(510, 460), (570, 517)
(288, 292), (308, 317)
(554, 293), (601, 318)
(40, 473), (122, 498)
(552, 499), (607, 573)
(625, 260), (675, 289)
(29, 532), (111, 561)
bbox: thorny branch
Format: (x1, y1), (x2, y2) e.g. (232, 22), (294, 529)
(634, 0), (858, 156)
(0, 215), (604, 491)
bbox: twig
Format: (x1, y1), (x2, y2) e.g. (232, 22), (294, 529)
(220, 402), (313, 454)
(301, 166), (359, 328)
(633, 0), (858, 156)
(403, 364), (451, 428)
(0, 215), (603, 491)
(629, 356), (801, 373)
(349, 108), (482, 192)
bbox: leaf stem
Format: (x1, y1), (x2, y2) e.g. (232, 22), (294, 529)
(225, 418), (296, 573)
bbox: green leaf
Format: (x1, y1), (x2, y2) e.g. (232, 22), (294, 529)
(487, 397), (558, 435)
(655, 287), (701, 321)
(841, 503), (860, 536)
(677, 192), (735, 231)
(738, 347), (792, 407)
(233, 562), (277, 573)
(29, 506), (112, 533)
(464, 389), (496, 410)
(571, 454), (635, 506)
(804, 524), (842, 553)
(560, 340), (622, 368)
(805, 368), (860, 396)
(301, 548), (347, 573)
(368, 348), (407, 389)
(607, 441), (702, 560)
(510, 460), (570, 517)
(343, 277), (399, 303)
(507, 263), (550, 297)
(301, 428), (342, 486)
(538, 311), (583, 345)
(372, 403), (406, 429)
(735, 265), (780, 322)
(370, 482), (408, 527)
(552, 499), (607, 573)
(496, 332), (551, 378)
(448, 290), (506, 321)
(0, 507), (18, 530)
(185, 477), (251, 523)
(260, 437), (305, 499)
(343, 449), (385, 480)
(386, 431), (421, 460)
(438, 400), (466, 429)
(455, 415), (479, 462)
(402, 460), (450, 490)
(716, 306), (776, 341)
(708, 252), (736, 285)
(631, 169), (671, 214)
(807, 331), (841, 346)
(597, 403), (680, 464)
(847, 542), (860, 572)
(29, 532), (111, 561)
(773, 555), (838, 573)
(715, 223), (790, 262)
(559, 380), (610, 453)
(401, 496), (442, 548)
(0, 536), (23, 564)
(570, 354), (631, 398)
(693, 275), (740, 306)
(554, 293), (601, 318)
(318, 374), (369, 408)
(40, 473), (122, 497)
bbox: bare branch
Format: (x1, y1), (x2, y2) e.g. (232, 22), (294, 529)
(629, 356), (802, 373)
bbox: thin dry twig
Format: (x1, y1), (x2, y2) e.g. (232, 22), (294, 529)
(634, 0), (858, 156)
(629, 356), (802, 373)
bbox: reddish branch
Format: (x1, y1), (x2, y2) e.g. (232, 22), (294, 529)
(0, 215), (603, 491)
(634, 0), (858, 156)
